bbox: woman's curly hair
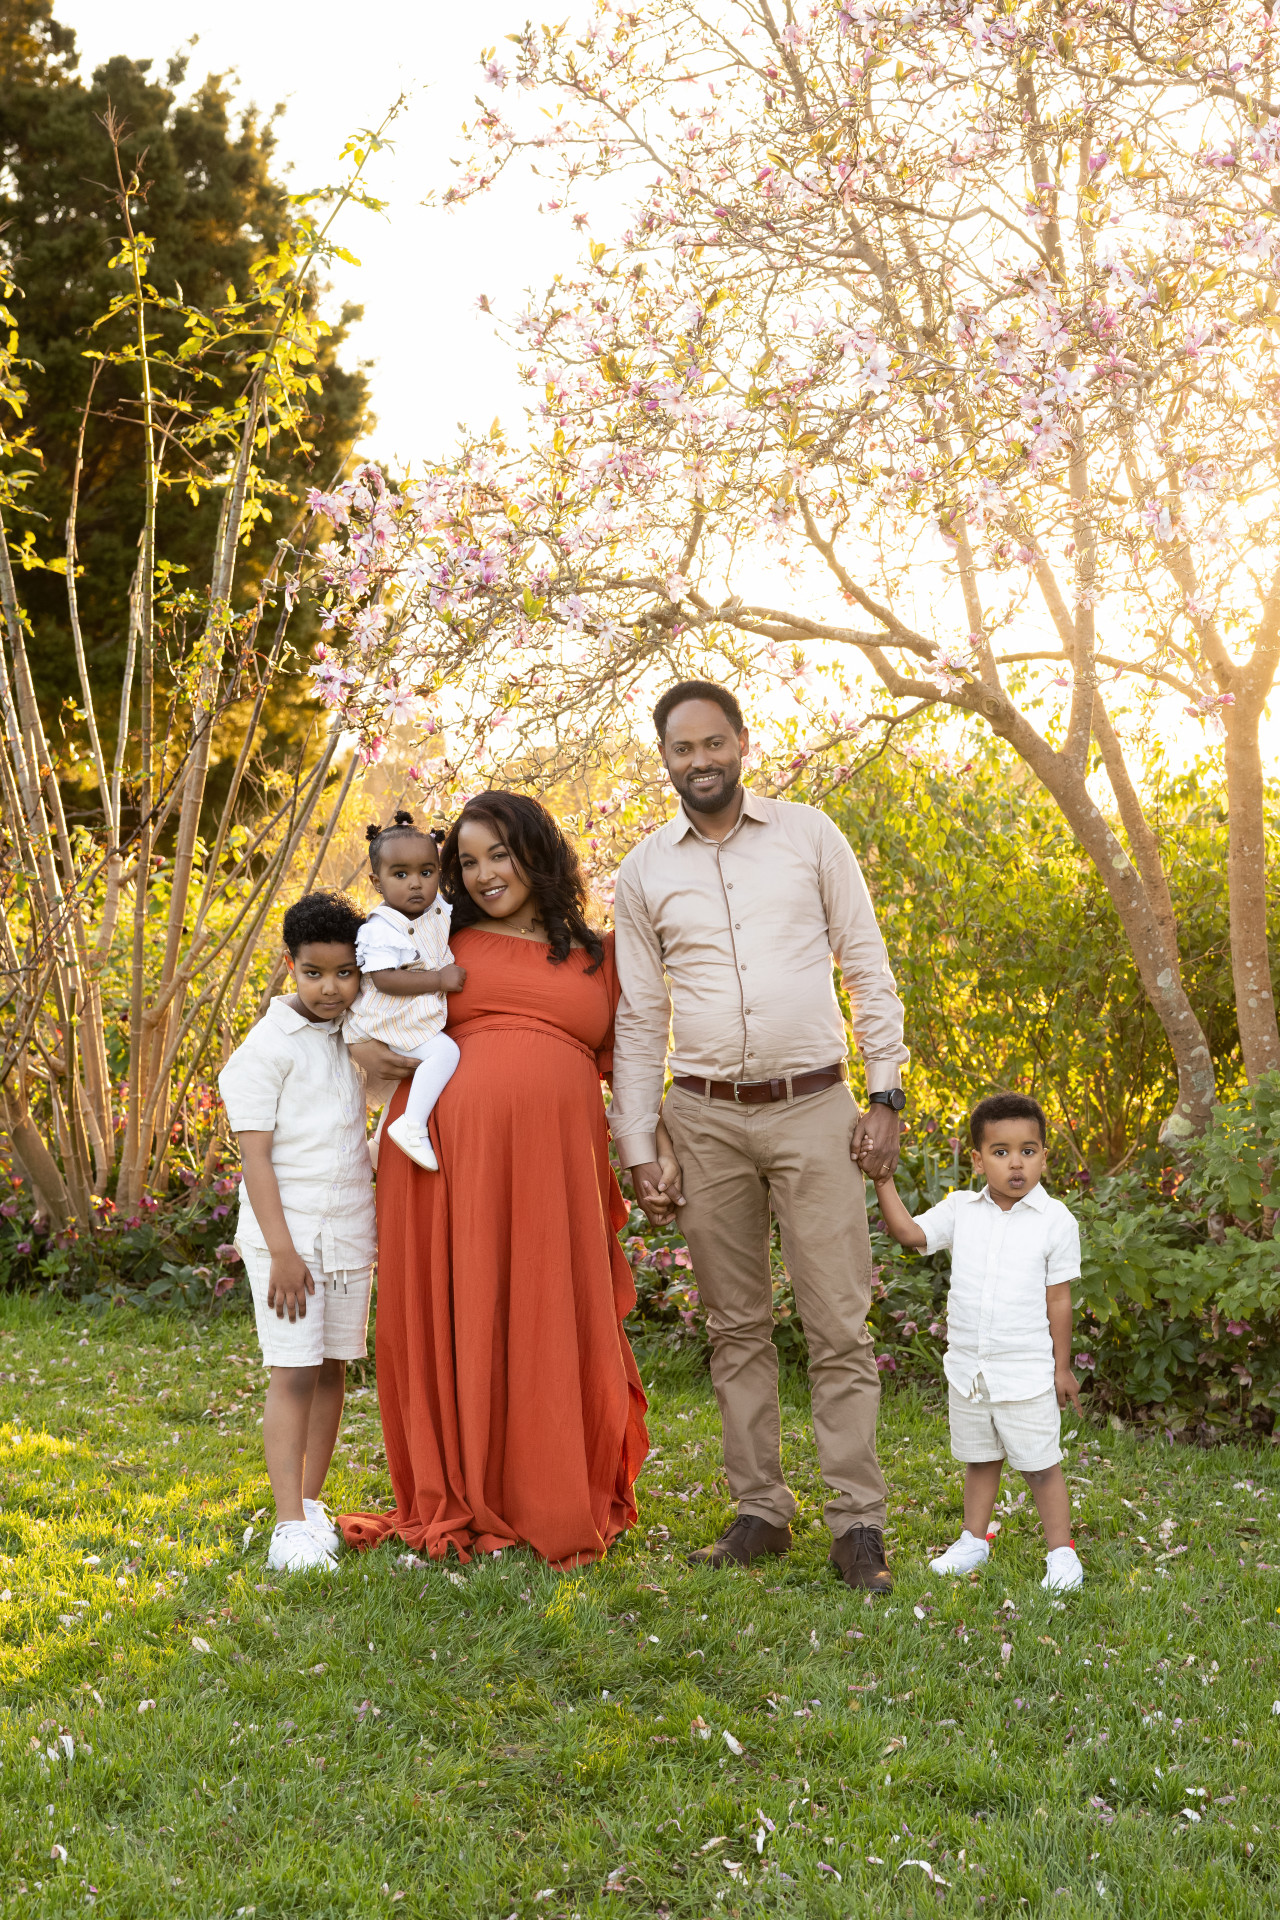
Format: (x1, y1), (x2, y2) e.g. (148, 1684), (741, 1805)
(439, 791), (604, 971)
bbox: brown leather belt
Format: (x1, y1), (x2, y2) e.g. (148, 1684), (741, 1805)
(673, 1064), (846, 1105)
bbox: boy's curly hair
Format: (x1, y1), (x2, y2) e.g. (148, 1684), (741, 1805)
(969, 1092), (1046, 1149)
(281, 890), (365, 957)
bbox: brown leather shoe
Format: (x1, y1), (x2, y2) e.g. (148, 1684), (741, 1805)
(829, 1523), (894, 1594)
(686, 1514), (792, 1569)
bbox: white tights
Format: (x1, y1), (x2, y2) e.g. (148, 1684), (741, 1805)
(401, 1031), (461, 1131)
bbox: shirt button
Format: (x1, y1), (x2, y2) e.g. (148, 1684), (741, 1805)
(726, 882), (734, 889)
(734, 922), (741, 929)
(740, 963), (747, 970)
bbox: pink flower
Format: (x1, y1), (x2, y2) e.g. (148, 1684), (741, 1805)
(1074, 1352), (1096, 1370)
(215, 1243), (241, 1265)
(875, 1354), (897, 1372)
(1226, 1320), (1250, 1337)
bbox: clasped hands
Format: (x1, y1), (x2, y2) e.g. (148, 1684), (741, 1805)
(629, 1117), (685, 1229)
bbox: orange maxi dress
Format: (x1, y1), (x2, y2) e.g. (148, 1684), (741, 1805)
(339, 926), (649, 1568)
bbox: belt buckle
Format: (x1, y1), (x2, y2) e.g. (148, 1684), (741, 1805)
(732, 1080), (745, 1103)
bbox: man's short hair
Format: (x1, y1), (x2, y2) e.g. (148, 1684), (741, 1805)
(969, 1092), (1047, 1149)
(281, 890), (364, 957)
(653, 678), (745, 741)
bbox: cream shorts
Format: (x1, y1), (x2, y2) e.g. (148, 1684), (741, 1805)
(237, 1239), (372, 1369)
(948, 1375), (1062, 1472)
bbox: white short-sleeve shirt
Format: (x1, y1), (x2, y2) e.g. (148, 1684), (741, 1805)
(914, 1182), (1081, 1401)
(218, 996), (376, 1273)
(345, 900), (453, 1052)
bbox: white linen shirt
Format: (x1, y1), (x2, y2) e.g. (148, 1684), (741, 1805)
(915, 1182), (1081, 1402)
(345, 900), (452, 1051)
(218, 996), (376, 1273)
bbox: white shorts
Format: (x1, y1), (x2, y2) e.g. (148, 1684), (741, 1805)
(238, 1239), (372, 1369)
(948, 1375), (1062, 1472)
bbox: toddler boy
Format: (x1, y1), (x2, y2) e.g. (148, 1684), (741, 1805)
(218, 891), (376, 1572)
(872, 1092), (1085, 1592)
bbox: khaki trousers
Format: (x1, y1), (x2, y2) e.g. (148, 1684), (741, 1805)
(664, 1080), (887, 1534)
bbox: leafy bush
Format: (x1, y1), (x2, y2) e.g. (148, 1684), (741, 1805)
(625, 1079), (1280, 1445)
(0, 1151), (250, 1316)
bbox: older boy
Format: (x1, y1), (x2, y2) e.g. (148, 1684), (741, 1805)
(219, 891), (375, 1572)
(871, 1092), (1085, 1592)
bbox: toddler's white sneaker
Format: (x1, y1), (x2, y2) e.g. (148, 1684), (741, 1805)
(1042, 1544), (1084, 1592)
(386, 1115), (438, 1171)
(304, 1498), (340, 1553)
(267, 1519), (338, 1573)
(929, 1529), (990, 1576)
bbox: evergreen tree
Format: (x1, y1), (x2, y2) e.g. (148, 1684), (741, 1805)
(0, 1), (373, 795)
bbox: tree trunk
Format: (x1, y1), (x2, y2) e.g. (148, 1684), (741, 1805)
(1224, 701), (1280, 1080)
(970, 688), (1216, 1137)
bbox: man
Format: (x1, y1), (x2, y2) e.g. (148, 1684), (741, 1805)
(610, 680), (908, 1592)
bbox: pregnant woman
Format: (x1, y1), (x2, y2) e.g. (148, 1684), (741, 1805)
(342, 791), (665, 1568)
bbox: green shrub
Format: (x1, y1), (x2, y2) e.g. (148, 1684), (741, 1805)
(0, 1147), (250, 1316)
(625, 1078), (1280, 1444)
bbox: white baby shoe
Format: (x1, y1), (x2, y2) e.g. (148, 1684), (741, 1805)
(303, 1497), (340, 1554)
(929, 1529), (991, 1576)
(385, 1115), (438, 1171)
(267, 1520), (338, 1574)
(1042, 1544), (1084, 1592)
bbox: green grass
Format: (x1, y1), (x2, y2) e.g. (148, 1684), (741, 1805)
(0, 1295), (1277, 1918)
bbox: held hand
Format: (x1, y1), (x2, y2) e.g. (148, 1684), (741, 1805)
(1056, 1365), (1084, 1416)
(656, 1142), (686, 1212)
(631, 1159), (678, 1229)
(851, 1101), (902, 1182)
(348, 1038), (419, 1080)
(267, 1247), (315, 1322)
(439, 964), (467, 994)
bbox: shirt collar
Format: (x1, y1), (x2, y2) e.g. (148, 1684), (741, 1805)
(671, 787), (769, 843)
(265, 995), (340, 1037)
(365, 901), (415, 933)
(977, 1180), (1049, 1213)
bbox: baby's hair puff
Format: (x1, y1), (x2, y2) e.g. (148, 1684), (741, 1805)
(365, 809), (437, 872)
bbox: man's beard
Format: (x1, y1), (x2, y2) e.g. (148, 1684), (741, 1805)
(678, 764), (741, 814)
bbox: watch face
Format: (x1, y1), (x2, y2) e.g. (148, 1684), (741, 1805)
(875, 1089), (906, 1111)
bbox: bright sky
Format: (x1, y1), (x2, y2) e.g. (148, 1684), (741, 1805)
(58, 0), (576, 466)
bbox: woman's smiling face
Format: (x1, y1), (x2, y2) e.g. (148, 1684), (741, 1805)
(456, 817), (536, 924)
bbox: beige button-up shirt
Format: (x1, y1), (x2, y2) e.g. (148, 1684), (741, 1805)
(610, 790), (907, 1167)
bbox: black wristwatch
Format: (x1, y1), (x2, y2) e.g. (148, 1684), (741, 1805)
(868, 1089), (907, 1112)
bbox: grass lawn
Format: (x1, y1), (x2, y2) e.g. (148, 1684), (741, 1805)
(0, 1295), (1276, 1918)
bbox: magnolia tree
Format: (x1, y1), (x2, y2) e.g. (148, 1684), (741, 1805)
(316, 0), (1280, 1138)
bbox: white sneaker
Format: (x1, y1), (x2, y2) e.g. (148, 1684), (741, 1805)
(1042, 1544), (1084, 1592)
(929, 1529), (990, 1576)
(304, 1498), (340, 1553)
(386, 1115), (438, 1171)
(267, 1520), (338, 1573)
